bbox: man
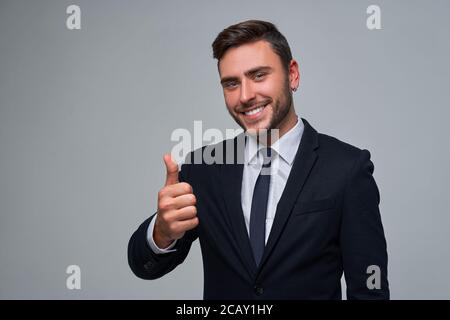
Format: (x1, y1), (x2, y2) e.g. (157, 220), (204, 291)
(128, 20), (389, 299)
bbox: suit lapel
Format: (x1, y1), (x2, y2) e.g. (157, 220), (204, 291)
(221, 135), (258, 278)
(258, 118), (320, 270)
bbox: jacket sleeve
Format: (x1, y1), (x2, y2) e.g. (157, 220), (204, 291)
(127, 160), (198, 280)
(340, 149), (390, 299)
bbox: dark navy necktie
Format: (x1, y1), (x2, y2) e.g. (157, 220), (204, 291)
(249, 147), (272, 266)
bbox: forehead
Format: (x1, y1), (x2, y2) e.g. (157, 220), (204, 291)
(219, 40), (282, 76)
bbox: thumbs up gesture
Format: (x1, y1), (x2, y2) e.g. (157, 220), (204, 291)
(153, 154), (198, 248)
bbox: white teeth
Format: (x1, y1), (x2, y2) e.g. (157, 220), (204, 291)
(244, 105), (265, 116)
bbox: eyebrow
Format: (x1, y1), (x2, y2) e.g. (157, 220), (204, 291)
(220, 66), (274, 85)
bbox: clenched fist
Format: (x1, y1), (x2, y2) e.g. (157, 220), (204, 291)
(153, 154), (199, 248)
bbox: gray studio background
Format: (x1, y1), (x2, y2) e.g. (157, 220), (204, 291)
(1, 0), (449, 299)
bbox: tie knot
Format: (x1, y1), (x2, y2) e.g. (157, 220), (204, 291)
(260, 147), (273, 168)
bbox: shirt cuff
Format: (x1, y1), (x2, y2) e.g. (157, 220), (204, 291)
(147, 214), (177, 254)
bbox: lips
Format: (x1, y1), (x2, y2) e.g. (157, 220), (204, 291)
(244, 105), (265, 116)
(240, 102), (270, 122)
(241, 102), (269, 115)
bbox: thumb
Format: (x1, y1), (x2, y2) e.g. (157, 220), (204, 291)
(163, 153), (179, 186)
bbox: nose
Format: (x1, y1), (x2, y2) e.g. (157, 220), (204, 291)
(239, 78), (256, 106)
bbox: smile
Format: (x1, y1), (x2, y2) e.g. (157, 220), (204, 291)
(241, 103), (269, 116)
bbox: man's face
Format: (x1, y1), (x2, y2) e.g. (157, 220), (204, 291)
(219, 40), (294, 136)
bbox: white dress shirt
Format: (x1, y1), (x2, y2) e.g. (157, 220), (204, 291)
(147, 117), (304, 253)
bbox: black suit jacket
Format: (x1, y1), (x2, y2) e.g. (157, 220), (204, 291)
(128, 118), (389, 299)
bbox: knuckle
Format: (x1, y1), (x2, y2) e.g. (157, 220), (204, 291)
(159, 212), (170, 224)
(180, 182), (192, 193)
(182, 206), (195, 218)
(159, 198), (173, 211)
(157, 188), (166, 200)
(158, 201), (167, 211)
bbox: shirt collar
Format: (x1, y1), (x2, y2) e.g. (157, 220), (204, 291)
(245, 116), (304, 166)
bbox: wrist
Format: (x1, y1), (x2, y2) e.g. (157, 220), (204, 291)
(153, 225), (174, 249)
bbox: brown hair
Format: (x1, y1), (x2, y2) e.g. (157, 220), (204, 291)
(212, 20), (293, 73)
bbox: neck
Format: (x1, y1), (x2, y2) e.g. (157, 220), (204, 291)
(264, 107), (298, 146)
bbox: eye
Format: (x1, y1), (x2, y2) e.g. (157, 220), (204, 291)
(224, 81), (238, 89)
(254, 72), (266, 80)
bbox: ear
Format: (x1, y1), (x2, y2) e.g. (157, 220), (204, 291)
(289, 59), (300, 91)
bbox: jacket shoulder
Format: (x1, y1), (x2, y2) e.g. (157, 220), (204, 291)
(314, 132), (376, 178)
(317, 132), (366, 160)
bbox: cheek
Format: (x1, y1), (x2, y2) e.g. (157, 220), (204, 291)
(263, 75), (286, 93)
(259, 82), (274, 93)
(224, 92), (238, 110)
(253, 83), (277, 100)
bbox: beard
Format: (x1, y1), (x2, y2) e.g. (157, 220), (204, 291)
(227, 75), (293, 136)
